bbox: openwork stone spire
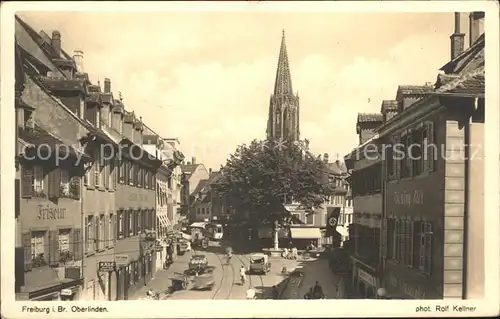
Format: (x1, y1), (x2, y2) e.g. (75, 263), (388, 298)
(273, 29), (294, 96)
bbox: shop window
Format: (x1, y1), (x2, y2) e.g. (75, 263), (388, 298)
(30, 231), (46, 268)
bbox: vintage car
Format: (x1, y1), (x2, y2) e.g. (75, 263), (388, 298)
(249, 253), (271, 274)
(188, 254), (208, 271)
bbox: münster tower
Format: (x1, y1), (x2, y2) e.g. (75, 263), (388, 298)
(266, 30), (300, 141)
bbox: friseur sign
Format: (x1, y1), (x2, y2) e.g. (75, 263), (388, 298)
(393, 190), (424, 206)
(37, 205), (67, 220)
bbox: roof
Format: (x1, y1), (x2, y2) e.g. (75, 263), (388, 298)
(434, 66), (484, 97)
(440, 33), (485, 76)
(181, 164), (199, 174)
(397, 85), (434, 96)
(326, 160), (348, 175)
(357, 113), (383, 124)
(192, 179), (210, 196)
(18, 124), (90, 160)
(190, 222), (207, 229)
(380, 100), (398, 113)
(273, 30), (295, 96)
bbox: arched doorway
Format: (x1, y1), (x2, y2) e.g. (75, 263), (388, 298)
(366, 286), (376, 299)
(357, 281), (366, 299)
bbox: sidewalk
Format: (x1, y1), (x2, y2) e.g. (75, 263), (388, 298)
(132, 251), (194, 300)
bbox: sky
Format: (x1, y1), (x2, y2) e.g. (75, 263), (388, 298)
(18, 11), (481, 171)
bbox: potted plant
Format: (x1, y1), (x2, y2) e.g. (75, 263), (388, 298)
(32, 253), (46, 267)
(59, 251), (73, 263)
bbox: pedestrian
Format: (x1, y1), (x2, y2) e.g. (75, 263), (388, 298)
(313, 281), (324, 298)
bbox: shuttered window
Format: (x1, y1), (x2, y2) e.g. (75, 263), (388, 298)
(118, 211), (124, 239)
(22, 165), (34, 197)
(393, 220), (399, 261)
(84, 216), (89, 253)
(423, 223), (433, 275)
(413, 221), (422, 268)
(399, 219), (406, 262)
(48, 230), (59, 267)
(137, 167), (142, 188)
(69, 174), (81, 199)
(394, 136), (401, 179)
(144, 170), (149, 189)
(48, 167), (61, 199)
(128, 210), (134, 237)
(128, 161), (133, 185)
(405, 220), (414, 266)
(424, 121), (436, 172)
(60, 169), (70, 197)
(22, 232), (32, 271)
(381, 218), (388, 259)
(94, 149), (101, 187)
(33, 166), (44, 196)
(73, 228), (82, 261)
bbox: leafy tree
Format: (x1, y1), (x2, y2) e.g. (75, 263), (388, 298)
(214, 138), (334, 228)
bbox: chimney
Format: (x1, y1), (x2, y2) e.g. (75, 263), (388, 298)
(72, 50), (84, 73)
(450, 12), (465, 60)
(323, 153), (329, 164)
(469, 12), (484, 47)
(104, 78), (111, 93)
(51, 31), (61, 57)
(192, 157), (196, 165)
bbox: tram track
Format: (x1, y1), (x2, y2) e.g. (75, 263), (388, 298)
(235, 254), (265, 298)
(211, 252), (235, 299)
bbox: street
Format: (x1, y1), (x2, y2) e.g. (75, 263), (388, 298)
(132, 241), (342, 300)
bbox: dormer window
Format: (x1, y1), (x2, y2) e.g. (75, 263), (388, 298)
(96, 108), (101, 128)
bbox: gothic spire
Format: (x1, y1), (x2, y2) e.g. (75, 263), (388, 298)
(273, 29), (294, 96)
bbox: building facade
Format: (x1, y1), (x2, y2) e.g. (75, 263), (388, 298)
(344, 113), (384, 299)
(378, 12), (484, 299)
(180, 158), (209, 222)
(14, 22), (91, 300)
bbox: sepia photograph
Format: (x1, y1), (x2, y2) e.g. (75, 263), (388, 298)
(1, 1), (499, 318)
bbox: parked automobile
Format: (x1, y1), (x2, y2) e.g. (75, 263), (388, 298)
(249, 253), (271, 274)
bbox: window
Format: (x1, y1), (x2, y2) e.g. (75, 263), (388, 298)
(86, 215), (94, 253)
(30, 231), (46, 268)
(118, 212), (124, 239)
(419, 222), (433, 275)
(33, 166), (44, 196)
(96, 109), (101, 128)
(128, 211), (134, 236)
(94, 150), (101, 187)
(144, 170), (149, 189)
(128, 162), (134, 185)
(119, 159), (125, 184)
(24, 109), (35, 130)
(137, 167), (142, 187)
(386, 142), (394, 180)
(60, 170), (70, 197)
(423, 121), (436, 172)
(109, 214), (115, 247)
(98, 215), (105, 251)
(58, 229), (72, 263)
(94, 216), (99, 251)
(138, 210), (142, 234)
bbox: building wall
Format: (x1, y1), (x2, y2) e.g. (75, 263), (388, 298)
(465, 121), (484, 298)
(187, 165), (209, 195)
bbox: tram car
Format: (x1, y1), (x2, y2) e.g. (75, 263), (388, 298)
(205, 223), (224, 240)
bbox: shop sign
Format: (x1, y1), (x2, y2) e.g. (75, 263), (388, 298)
(98, 261), (116, 272)
(393, 190), (424, 206)
(61, 289), (73, 296)
(358, 268), (376, 287)
(37, 205), (67, 220)
(115, 254), (129, 267)
(388, 273), (426, 299)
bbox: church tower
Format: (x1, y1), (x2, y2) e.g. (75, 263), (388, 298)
(267, 30), (300, 141)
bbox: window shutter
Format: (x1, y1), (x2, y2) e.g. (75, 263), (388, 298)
(381, 218), (388, 258)
(48, 230), (59, 266)
(69, 174), (81, 199)
(406, 134), (413, 177)
(425, 223), (433, 274)
(48, 167), (61, 198)
(399, 220), (405, 262)
(110, 215), (115, 247)
(73, 229), (81, 261)
(419, 222), (425, 270)
(426, 122), (435, 172)
(394, 136), (401, 179)
(84, 217), (89, 253)
(22, 232), (32, 271)
(22, 165), (34, 198)
(408, 221), (414, 267)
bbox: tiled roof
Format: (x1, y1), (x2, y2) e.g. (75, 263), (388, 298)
(19, 124), (90, 160)
(357, 113), (383, 124)
(326, 160), (348, 175)
(380, 100), (398, 113)
(83, 122), (116, 145)
(440, 33), (485, 75)
(181, 164), (198, 174)
(435, 66), (484, 96)
(397, 85), (434, 96)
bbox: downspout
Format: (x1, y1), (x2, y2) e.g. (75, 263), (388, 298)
(461, 98), (476, 298)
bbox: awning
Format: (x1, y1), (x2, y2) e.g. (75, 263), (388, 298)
(336, 226), (349, 237)
(190, 222), (207, 229)
(157, 215), (172, 232)
(290, 227), (322, 239)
